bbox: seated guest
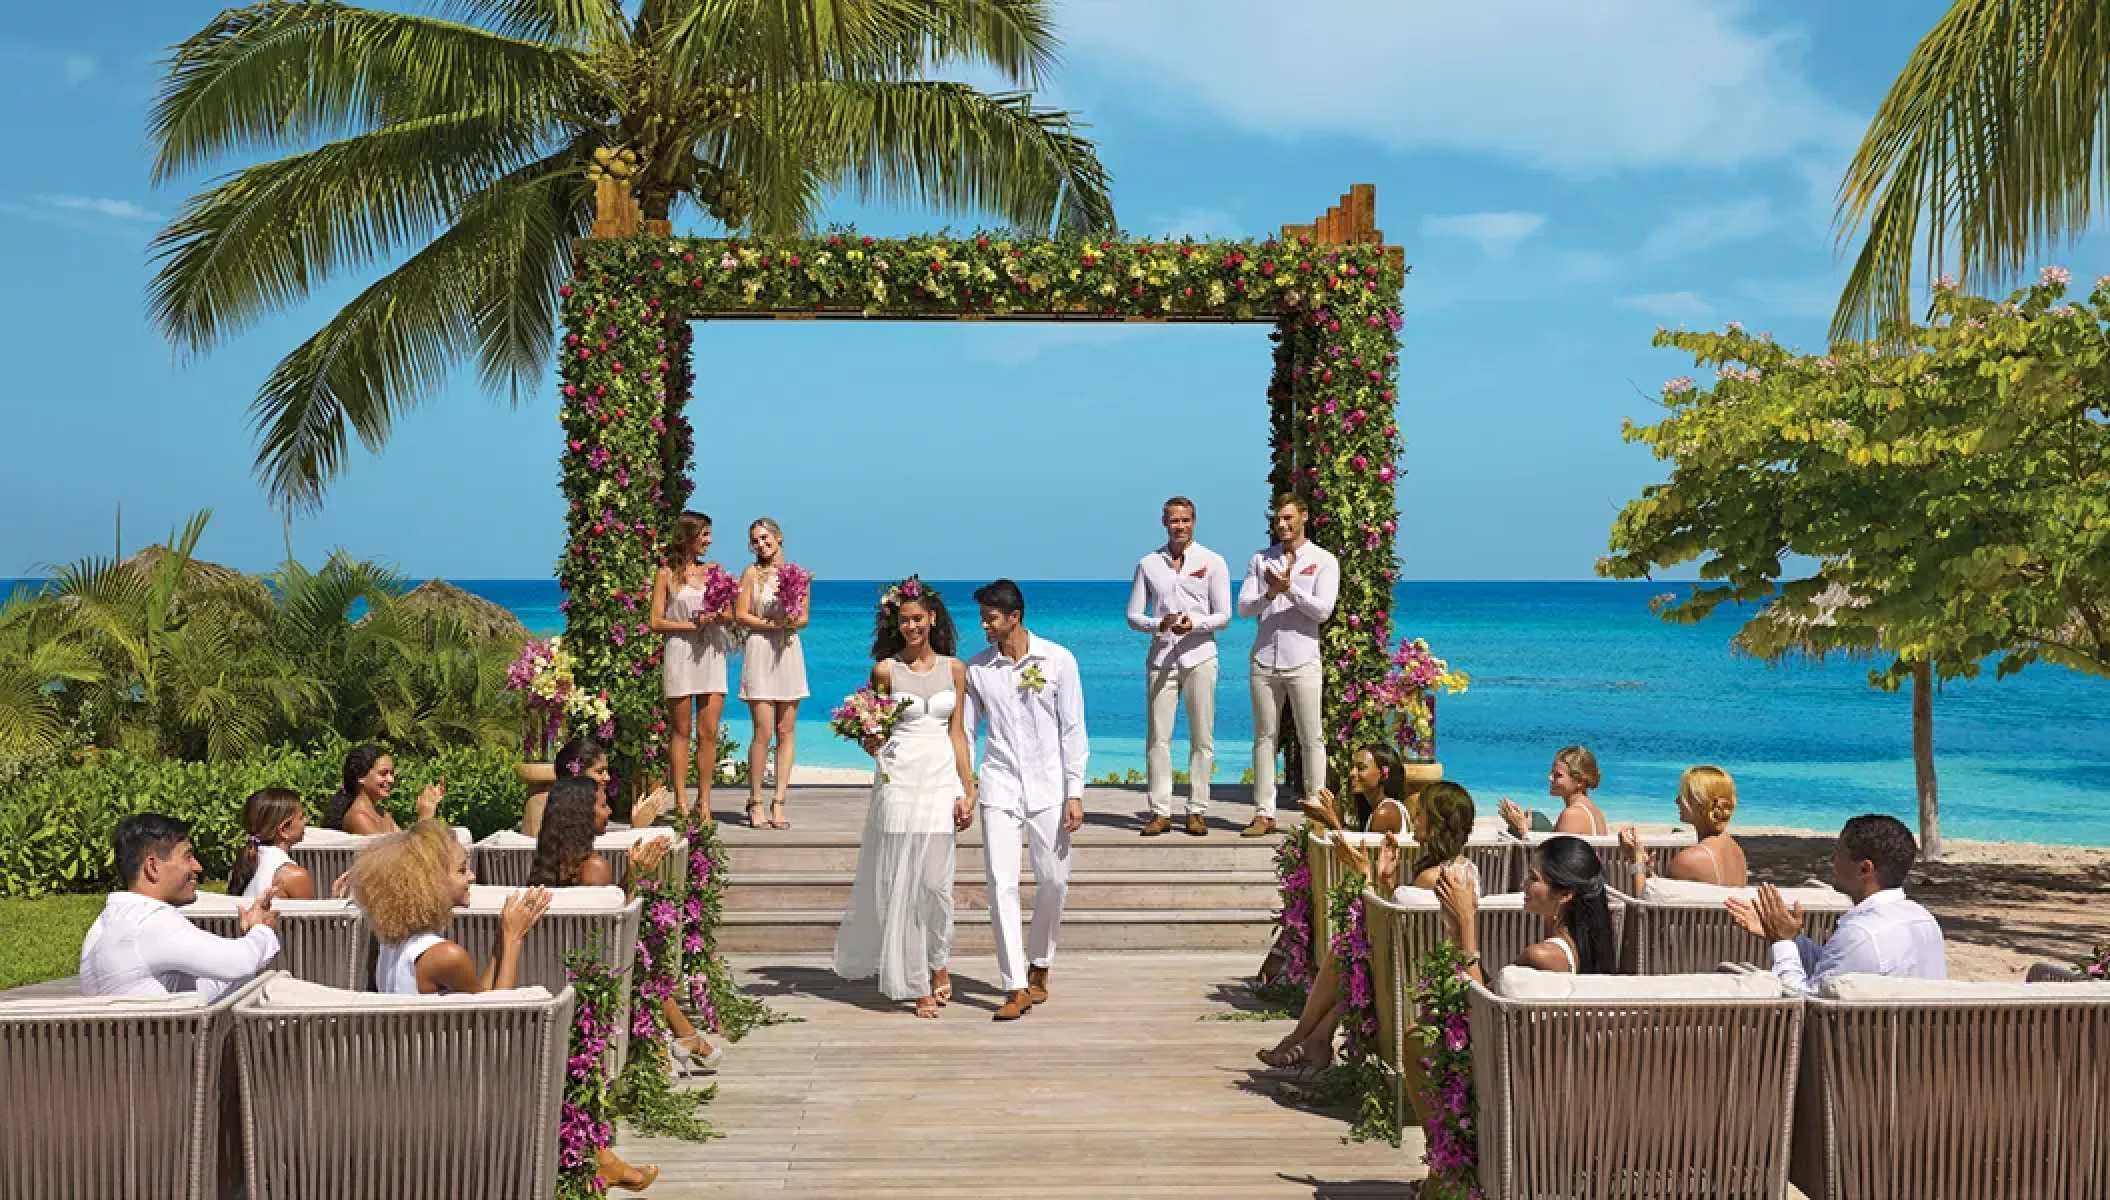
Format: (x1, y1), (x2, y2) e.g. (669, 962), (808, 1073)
(1438, 834), (1619, 984)
(228, 788), (316, 901)
(1617, 764), (1747, 890)
(1727, 813), (1945, 991)
(80, 813), (280, 998)
(324, 744), (443, 834)
(1258, 781), (1479, 1073)
(346, 819), (548, 995)
(1298, 743), (1411, 837)
(554, 736), (675, 830)
(531, 776), (723, 1068)
(1498, 745), (1609, 838)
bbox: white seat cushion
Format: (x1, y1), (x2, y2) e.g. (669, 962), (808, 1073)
(253, 976), (551, 1010)
(181, 894), (356, 915)
(299, 826), (471, 848)
(0, 991), (212, 1015)
(594, 829), (682, 851)
(1525, 830), (1696, 849)
(1819, 975), (2110, 1003)
(1641, 877), (1852, 909)
(1497, 965), (1790, 1001)
(463, 884), (628, 911)
(477, 830), (539, 848)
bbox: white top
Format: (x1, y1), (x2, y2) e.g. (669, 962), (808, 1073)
(1236, 541), (1340, 669)
(1769, 888), (1947, 993)
(375, 931), (448, 995)
(79, 891), (280, 1000)
(239, 846), (294, 902)
(963, 634), (1089, 815)
(1126, 542), (1233, 670)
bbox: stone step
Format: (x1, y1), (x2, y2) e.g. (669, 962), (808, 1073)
(716, 908), (1279, 954)
(723, 870), (1281, 913)
(722, 833), (1283, 876)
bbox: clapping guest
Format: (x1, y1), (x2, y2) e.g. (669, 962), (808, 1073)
(1236, 495), (1339, 838)
(1127, 496), (1231, 837)
(735, 518), (810, 830)
(531, 776), (723, 1069)
(1617, 765), (1747, 891)
(1439, 834), (1618, 984)
(1498, 745), (1608, 838)
(556, 736), (674, 830)
(227, 788), (316, 901)
(1727, 813), (1946, 992)
(347, 820), (547, 995)
(1299, 743), (1411, 837)
(323, 744), (442, 834)
(650, 511), (732, 823)
(80, 814), (280, 998)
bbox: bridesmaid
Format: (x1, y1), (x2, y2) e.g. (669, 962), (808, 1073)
(650, 510), (732, 822)
(734, 517), (809, 830)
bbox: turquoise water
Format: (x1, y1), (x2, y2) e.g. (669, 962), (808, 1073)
(458, 579), (2110, 846)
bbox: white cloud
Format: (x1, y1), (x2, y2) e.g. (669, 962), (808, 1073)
(1421, 212), (1546, 260)
(0, 43), (97, 86)
(40, 195), (164, 223)
(1618, 291), (1715, 322)
(1548, 250), (1620, 284)
(961, 324), (1143, 366)
(1740, 277), (1845, 320)
(1643, 197), (1776, 259)
(1058, 0), (1859, 172)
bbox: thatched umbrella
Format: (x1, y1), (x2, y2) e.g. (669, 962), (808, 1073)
(116, 544), (271, 608)
(396, 579), (528, 644)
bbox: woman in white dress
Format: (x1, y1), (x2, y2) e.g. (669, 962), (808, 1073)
(832, 578), (976, 1018)
(227, 788), (315, 901)
(650, 510), (734, 821)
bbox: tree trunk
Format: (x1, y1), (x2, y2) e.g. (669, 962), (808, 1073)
(1912, 659), (1941, 862)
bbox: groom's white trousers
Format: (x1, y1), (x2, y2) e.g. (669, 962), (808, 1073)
(981, 804), (1072, 993)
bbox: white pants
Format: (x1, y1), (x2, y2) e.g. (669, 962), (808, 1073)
(980, 803), (1071, 992)
(1145, 658), (1218, 816)
(1249, 659), (1324, 817)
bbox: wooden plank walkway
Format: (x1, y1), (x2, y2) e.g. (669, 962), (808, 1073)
(627, 951), (1425, 1198)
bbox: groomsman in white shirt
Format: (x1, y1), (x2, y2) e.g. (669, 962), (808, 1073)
(1237, 494), (1339, 837)
(80, 813), (280, 998)
(1126, 496), (1232, 837)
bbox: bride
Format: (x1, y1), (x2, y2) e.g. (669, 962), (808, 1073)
(832, 577), (976, 1017)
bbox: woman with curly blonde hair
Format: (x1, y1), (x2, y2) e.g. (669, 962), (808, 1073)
(347, 820), (549, 995)
(1618, 765), (1747, 889)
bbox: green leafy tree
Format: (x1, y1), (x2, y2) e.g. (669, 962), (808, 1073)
(1602, 278), (2110, 858)
(148, 0), (1115, 509)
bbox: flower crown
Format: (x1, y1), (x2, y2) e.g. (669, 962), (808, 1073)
(879, 574), (937, 615)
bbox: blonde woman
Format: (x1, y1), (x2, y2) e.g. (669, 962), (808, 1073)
(734, 517), (809, 829)
(1619, 765), (1747, 889)
(650, 510), (732, 822)
(1498, 744), (1608, 837)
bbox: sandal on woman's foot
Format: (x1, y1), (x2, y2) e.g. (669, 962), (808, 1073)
(914, 995), (941, 1019)
(1256, 1041), (1309, 1070)
(770, 802), (789, 830)
(601, 1164), (658, 1193)
(932, 971), (953, 1005)
(747, 803), (768, 829)
(670, 1034), (723, 1074)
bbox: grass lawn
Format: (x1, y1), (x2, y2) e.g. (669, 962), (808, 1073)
(0, 893), (102, 991)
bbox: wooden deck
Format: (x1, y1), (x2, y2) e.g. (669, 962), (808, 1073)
(629, 951), (1425, 1198)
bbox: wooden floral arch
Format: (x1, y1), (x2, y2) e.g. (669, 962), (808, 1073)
(558, 184), (1408, 792)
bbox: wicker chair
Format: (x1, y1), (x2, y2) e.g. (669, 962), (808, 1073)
(1620, 880), (1853, 975)
(2026, 962), (2086, 983)
(1518, 829), (1695, 892)
(1792, 975), (2110, 1200)
(289, 827), (472, 899)
(471, 828), (687, 889)
(1471, 969), (1804, 1200)
(179, 896), (366, 990)
(232, 976), (572, 1200)
(0, 975), (268, 1200)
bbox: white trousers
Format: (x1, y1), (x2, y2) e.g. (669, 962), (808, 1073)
(1249, 659), (1324, 817)
(980, 803), (1071, 992)
(1145, 657), (1218, 816)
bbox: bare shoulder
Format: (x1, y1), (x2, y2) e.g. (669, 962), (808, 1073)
(1518, 941), (1572, 973)
(416, 940), (478, 993)
(1411, 865), (1444, 890)
(870, 660), (892, 690)
(1667, 844), (1716, 882)
(274, 862), (316, 901)
(579, 856), (614, 887)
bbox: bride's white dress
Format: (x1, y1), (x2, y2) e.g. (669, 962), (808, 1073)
(832, 657), (962, 1000)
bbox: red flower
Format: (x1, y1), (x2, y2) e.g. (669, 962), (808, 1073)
(1261, 261), (1276, 276)
(788, 254), (802, 267)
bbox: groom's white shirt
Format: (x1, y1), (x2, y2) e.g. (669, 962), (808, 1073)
(964, 634), (1088, 814)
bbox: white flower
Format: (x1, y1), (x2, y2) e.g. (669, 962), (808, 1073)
(2041, 265), (2072, 286)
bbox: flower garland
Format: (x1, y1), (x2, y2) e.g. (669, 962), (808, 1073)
(2076, 942), (2110, 979)
(1362, 636), (1469, 763)
(681, 814), (789, 1040)
(1270, 823), (1317, 998)
(558, 231), (1405, 800)
(612, 873), (713, 1140)
(558, 948), (622, 1200)
(1324, 869), (1394, 1143)
(1411, 942), (1480, 1198)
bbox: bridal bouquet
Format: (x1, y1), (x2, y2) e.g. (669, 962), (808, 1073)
(830, 685), (911, 746)
(698, 563), (739, 618)
(774, 562), (811, 617)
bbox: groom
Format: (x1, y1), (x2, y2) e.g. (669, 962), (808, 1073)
(962, 579), (1088, 1021)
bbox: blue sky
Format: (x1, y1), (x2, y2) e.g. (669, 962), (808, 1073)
(0, 0), (1990, 581)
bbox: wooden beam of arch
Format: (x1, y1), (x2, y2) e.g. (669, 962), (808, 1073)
(1280, 183), (1403, 273)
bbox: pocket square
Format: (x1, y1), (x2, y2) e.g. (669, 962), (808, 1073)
(1189, 567), (1207, 577)
(1298, 563), (1319, 576)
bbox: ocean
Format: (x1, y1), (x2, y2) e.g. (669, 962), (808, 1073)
(458, 579), (2110, 847)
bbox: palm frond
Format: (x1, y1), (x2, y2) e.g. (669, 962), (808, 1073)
(427, 0), (628, 48)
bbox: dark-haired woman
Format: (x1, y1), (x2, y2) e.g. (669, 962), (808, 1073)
(651, 511), (733, 824)
(323, 745), (442, 834)
(832, 579), (974, 1018)
(228, 788), (315, 901)
(1299, 744), (1410, 836)
(1437, 833), (1619, 982)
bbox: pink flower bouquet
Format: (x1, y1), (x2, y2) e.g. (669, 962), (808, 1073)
(699, 563), (739, 617)
(775, 562), (811, 617)
(829, 685), (910, 746)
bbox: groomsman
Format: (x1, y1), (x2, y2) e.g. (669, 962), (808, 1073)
(1125, 496), (1231, 837)
(1237, 494), (1339, 837)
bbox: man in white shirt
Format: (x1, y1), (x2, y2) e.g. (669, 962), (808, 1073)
(1126, 496), (1232, 837)
(963, 580), (1089, 1022)
(1236, 494), (1339, 838)
(80, 813), (281, 999)
(1728, 813), (1946, 992)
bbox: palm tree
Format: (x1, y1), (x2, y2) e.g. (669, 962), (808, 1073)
(148, 0), (1115, 510)
(1832, 0), (2110, 340)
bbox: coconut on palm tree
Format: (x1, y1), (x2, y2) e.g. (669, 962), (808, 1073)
(149, 0), (1115, 509)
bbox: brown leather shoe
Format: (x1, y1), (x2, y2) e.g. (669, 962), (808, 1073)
(1240, 815), (1276, 838)
(994, 990), (1034, 1021)
(1140, 815), (1172, 837)
(1026, 966), (1049, 1006)
(1185, 814), (1208, 837)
